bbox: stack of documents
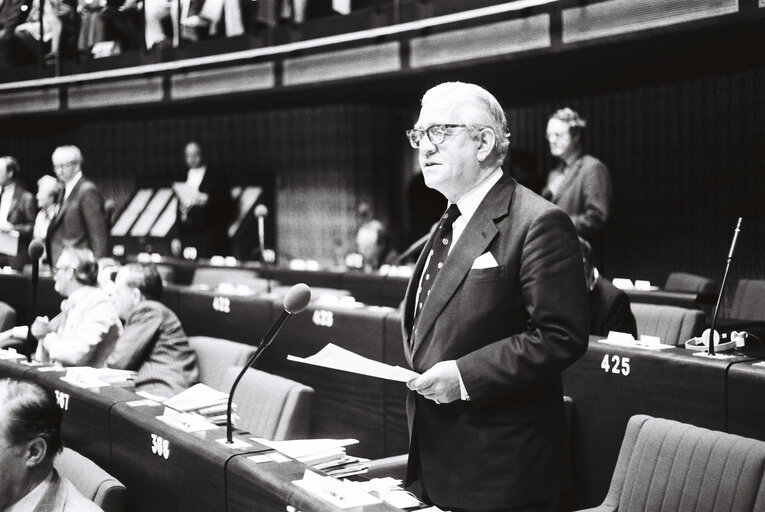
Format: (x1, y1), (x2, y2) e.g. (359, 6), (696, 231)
(163, 383), (233, 425)
(255, 438), (369, 476)
(61, 367), (137, 388)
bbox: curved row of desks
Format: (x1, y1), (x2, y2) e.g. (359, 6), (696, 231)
(3, 271), (765, 510)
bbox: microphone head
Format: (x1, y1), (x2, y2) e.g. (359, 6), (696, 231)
(284, 283), (311, 314)
(254, 205), (269, 218)
(28, 239), (45, 259)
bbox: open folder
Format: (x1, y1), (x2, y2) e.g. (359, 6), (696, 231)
(288, 343), (419, 383)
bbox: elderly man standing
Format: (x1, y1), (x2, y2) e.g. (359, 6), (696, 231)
(0, 378), (103, 511)
(0, 156), (38, 269)
(46, 145), (109, 266)
(402, 82), (589, 512)
(107, 263), (199, 398)
(32, 247), (122, 367)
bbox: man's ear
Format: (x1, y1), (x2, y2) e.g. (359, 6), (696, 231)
(132, 287), (143, 306)
(476, 128), (497, 162)
(24, 437), (49, 468)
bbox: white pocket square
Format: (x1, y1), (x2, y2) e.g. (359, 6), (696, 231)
(471, 252), (498, 269)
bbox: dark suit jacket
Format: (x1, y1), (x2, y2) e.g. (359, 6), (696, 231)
(108, 300), (199, 398)
(589, 276), (638, 339)
(177, 168), (232, 258)
(1, 183), (37, 269)
(543, 153), (612, 241)
(46, 177), (108, 264)
(401, 175), (589, 509)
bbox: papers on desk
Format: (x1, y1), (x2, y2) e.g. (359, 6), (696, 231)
(0, 347), (25, 361)
(288, 343), (419, 383)
(293, 469), (381, 508)
(60, 367), (137, 388)
(250, 438), (368, 474)
(598, 331), (674, 351)
(163, 383), (237, 425)
(0, 229), (19, 256)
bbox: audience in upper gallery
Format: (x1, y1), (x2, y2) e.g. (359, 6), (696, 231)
(11, 0), (59, 65)
(0, 156), (38, 270)
(181, 0), (244, 39)
(542, 107), (612, 267)
(580, 237), (637, 339)
(32, 247), (122, 367)
(0, 0), (30, 67)
(0, 378), (104, 512)
(173, 141), (233, 259)
(46, 145), (110, 266)
(107, 263), (199, 398)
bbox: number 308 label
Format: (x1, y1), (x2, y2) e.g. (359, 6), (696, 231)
(151, 434), (170, 459)
(601, 354), (631, 376)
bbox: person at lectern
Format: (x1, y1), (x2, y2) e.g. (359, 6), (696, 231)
(402, 82), (589, 512)
(0, 378), (104, 512)
(32, 247), (122, 367)
(0, 156), (38, 270)
(173, 141), (232, 259)
(541, 108), (612, 268)
(45, 145), (110, 266)
(580, 237), (637, 339)
(107, 262), (199, 398)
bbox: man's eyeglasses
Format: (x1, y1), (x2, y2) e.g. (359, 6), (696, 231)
(406, 124), (468, 149)
(53, 161), (78, 171)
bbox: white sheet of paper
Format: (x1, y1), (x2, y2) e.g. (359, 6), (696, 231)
(287, 343), (419, 382)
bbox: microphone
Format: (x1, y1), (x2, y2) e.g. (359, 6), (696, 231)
(686, 217), (742, 356)
(26, 239), (45, 361)
(254, 205), (268, 263)
(392, 233), (430, 266)
(225, 283), (311, 443)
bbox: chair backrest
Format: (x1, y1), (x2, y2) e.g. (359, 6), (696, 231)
(222, 367), (313, 440)
(0, 301), (15, 331)
(55, 447), (126, 512)
(631, 303), (705, 345)
(664, 272), (716, 294)
(188, 336), (257, 391)
(730, 279), (765, 321)
(593, 415), (765, 512)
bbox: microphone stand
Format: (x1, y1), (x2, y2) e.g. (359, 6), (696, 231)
(25, 254), (40, 361)
(707, 217), (742, 356)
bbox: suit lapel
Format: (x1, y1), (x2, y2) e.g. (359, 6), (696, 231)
(49, 179), (82, 231)
(411, 176), (515, 357)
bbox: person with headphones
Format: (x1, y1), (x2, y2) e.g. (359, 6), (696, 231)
(0, 156), (38, 269)
(31, 247), (122, 367)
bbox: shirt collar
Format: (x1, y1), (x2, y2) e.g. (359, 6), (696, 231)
(64, 172), (82, 199)
(6, 471), (54, 512)
(2, 182), (14, 196)
(65, 285), (93, 308)
(453, 168), (503, 223)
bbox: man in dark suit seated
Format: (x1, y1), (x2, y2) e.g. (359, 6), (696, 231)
(46, 145), (109, 266)
(0, 378), (103, 511)
(402, 82), (589, 512)
(580, 237), (637, 339)
(0, 156), (38, 270)
(107, 263), (199, 398)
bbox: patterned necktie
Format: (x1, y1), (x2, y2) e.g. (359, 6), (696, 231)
(413, 203), (461, 327)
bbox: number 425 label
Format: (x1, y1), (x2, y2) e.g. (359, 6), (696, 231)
(601, 354), (631, 376)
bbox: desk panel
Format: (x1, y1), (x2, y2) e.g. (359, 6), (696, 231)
(173, 287), (272, 344)
(263, 301), (393, 459)
(562, 339), (743, 508)
(110, 401), (264, 512)
(262, 268), (344, 290)
(382, 310), (409, 457)
(341, 273), (408, 308)
(726, 362), (765, 442)
(32, 368), (137, 469)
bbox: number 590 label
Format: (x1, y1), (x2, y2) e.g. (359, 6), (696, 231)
(601, 354), (630, 376)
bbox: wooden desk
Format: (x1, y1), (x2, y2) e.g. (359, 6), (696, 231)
(562, 338), (750, 508)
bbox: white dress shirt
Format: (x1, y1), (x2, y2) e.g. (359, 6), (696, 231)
(63, 172), (82, 202)
(186, 167), (206, 190)
(0, 182), (15, 224)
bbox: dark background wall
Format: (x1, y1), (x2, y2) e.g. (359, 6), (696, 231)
(0, 18), (762, 313)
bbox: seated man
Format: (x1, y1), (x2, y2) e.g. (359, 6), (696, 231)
(581, 237), (637, 338)
(32, 247), (122, 366)
(0, 378), (103, 511)
(355, 219), (397, 271)
(108, 263), (199, 398)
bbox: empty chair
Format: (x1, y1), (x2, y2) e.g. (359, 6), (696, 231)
(730, 279), (765, 321)
(577, 414), (765, 512)
(188, 335), (256, 391)
(55, 447), (126, 512)
(631, 303), (705, 345)
(664, 272), (716, 295)
(0, 301), (15, 331)
(222, 367), (313, 440)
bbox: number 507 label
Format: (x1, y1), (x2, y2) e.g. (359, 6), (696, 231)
(601, 354), (631, 376)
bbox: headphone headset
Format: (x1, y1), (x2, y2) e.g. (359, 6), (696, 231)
(685, 329), (736, 352)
